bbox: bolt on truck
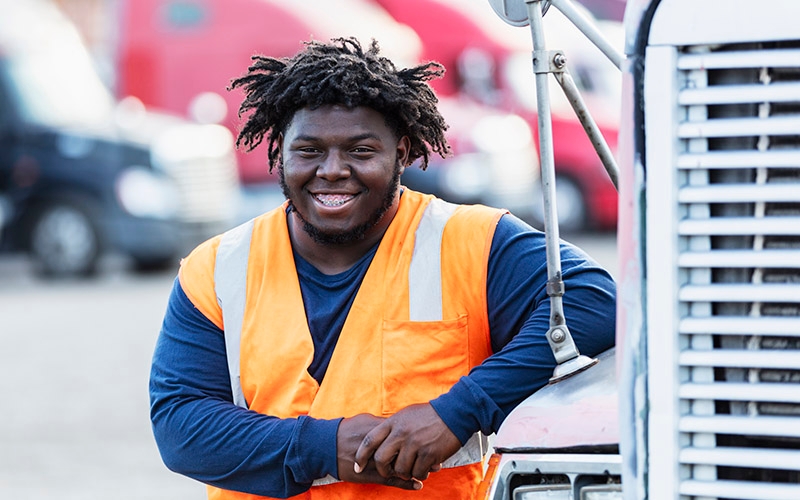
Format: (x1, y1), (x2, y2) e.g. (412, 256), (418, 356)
(478, 0), (800, 499)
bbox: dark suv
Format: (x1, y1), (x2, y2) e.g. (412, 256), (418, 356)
(0, 1), (240, 277)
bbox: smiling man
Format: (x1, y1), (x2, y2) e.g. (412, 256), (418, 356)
(149, 38), (616, 500)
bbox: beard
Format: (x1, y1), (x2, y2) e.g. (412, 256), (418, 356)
(279, 161), (402, 246)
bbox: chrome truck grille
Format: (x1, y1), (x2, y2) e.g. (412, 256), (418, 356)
(151, 123), (241, 225)
(645, 39), (800, 500)
(168, 154), (240, 224)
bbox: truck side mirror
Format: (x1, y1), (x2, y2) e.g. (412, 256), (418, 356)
(487, 0), (552, 26)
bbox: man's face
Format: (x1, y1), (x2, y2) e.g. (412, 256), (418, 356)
(279, 105), (410, 246)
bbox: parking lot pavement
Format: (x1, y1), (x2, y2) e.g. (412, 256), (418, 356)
(0, 256), (203, 500)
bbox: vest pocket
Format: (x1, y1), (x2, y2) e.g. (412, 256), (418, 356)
(381, 315), (469, 415)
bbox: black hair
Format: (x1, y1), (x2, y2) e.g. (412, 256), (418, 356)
(228, 37), (450, 172)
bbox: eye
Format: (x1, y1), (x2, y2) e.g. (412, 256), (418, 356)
(294, 146), (321, 157)
(350, 146), (376, 157)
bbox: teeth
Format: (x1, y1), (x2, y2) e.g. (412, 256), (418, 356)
(315, 194), (353, 207)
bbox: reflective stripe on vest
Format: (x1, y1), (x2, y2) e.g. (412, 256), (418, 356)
(214, 218), (254, 409)
(214, 199), (487, 482)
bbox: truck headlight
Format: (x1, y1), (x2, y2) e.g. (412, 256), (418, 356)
(580, 484), (623, 500)
(514, 484), (571, 500)
(116, 167), (180, 219)
(151, 123), (233, 167)
(513, 483), (623, 500)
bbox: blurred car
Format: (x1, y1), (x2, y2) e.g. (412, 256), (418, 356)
(115, 0), (540, 222)
(0, 0), (240, 277)
(374, 0), (622, 231)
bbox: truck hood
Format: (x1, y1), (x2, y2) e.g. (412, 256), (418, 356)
(494, 347), (619, 452)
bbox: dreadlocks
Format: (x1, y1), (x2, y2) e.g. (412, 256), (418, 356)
(228, 37), (450, 172)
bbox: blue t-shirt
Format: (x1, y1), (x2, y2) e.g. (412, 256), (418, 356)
(149, 213), (616, 498)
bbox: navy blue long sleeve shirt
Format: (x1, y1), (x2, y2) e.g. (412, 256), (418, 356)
(149, 213), (616, 498)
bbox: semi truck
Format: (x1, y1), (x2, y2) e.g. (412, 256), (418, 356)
(115, 0), (540, 226)
(0, 0), (240, 276)
(479, 0), (800, 499)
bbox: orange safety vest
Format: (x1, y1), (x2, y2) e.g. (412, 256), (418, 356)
(179, 189), (505, 500)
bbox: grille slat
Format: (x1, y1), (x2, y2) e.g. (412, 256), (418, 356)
(680, 350), (800, 370)
(680, 316), (800, 335)
(679, 184), (800, 203)
(678, 49), (800, 70)
(678, 217), (800, 235)
(679, 284), (800, 303)
(679, 415), (800, 438)
(680, 447), (800, 470)
(680, 479), (800, 500)
(678, 116), (800, 139)
(679, 249), (800, 268)
(678, 150), (800, 169)
(679, 82), (800, 106)
(680, 382), (800, 403)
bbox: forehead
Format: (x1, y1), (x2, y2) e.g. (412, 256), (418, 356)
(284, 105), (395, 140)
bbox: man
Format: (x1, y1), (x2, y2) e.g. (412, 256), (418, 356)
(149, 37), (616, 499)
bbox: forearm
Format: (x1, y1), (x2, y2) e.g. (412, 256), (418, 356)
(149, 278), (340, 497)
(150, 390), (339, 496)
(430, 215), (616, 444)
(428, 317), (556, 444)
(431, 278), (615, 444)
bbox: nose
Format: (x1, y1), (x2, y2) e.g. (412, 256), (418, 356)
(316, 151), (351, 180)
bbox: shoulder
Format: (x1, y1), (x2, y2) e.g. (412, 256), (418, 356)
(178, 233), (224, 329)
(177, 206), (290, 329)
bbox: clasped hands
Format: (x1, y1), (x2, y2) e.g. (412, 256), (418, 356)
(336, 403), (462, 491)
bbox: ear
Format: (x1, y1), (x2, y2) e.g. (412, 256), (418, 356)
(396, 136), (411, 171)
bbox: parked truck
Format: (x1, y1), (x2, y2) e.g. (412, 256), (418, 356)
(479, 0), (800, 499)
(0, 0), (240, 277)
(374, 0), (622, 232)
(115, 0), (540, 226)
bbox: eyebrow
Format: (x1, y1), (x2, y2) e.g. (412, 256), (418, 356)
(291, 133), (382, 143)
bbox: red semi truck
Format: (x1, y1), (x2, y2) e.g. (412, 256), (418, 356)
(115, 0), (541, 223)
(374, 0), (622, 232)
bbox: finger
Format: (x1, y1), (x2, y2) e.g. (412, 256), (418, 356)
(410, 451), (438, 481)
(373, 443), (402, 479)
(391, 448), (419, 481)
(384, 476), (423, 491)
(354, 424), (391, 474)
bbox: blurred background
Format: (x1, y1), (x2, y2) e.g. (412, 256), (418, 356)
(0, 0), (623, 498)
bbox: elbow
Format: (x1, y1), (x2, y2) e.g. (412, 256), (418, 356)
(150, 406), (188, 475)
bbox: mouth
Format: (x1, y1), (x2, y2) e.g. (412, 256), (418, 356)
(312, 193), (357, 208)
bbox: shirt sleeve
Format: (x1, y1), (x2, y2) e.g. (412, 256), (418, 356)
(149, 277), (341, 498)
(429, 214), (617, 444)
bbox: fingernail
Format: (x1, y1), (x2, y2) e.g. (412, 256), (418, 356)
(413, 480), (423, 490)
(354, 462), (362, 474)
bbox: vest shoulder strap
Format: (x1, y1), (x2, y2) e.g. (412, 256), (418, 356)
(214, 218), (255, 409)
(408, 198), (458, 321)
